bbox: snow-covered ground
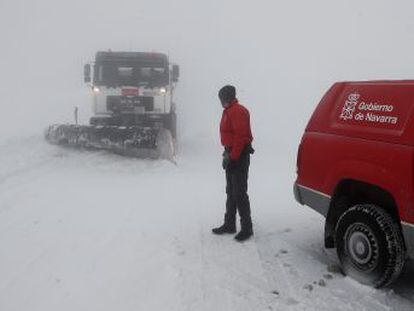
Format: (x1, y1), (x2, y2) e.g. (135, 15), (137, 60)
(0, 135), (413, 311)
(2, 0), (414, 309)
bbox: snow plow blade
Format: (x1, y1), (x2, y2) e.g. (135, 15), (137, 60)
(45, 124), (175, 160)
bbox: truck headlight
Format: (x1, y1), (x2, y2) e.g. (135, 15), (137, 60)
(93, 86), (100, 93)
(159, 87), (167, 94)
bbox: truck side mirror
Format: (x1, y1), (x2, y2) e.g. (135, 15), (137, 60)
(172, 64), (179, 82)
(84, 64), (91, 83)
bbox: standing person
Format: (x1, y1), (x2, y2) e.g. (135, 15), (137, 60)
(212, 85), (254, 242)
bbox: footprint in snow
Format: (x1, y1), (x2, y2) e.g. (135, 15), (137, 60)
(271, 290), (279, 297)
(323, 273), (333, 280)
(285, 297), (299, 305)
(172, 237), (186, 256)
(311, 277), (329, 288)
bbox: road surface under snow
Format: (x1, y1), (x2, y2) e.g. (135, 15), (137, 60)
(0, 135), (413, 311)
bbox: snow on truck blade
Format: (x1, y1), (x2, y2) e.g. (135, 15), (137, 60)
(0, 135), (413, 311)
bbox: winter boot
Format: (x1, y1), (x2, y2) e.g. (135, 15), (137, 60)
(234, 228), (253, 242)
(212, 223), (236, 235)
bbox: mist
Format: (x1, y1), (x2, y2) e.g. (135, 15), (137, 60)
(2, 0), (414, 150)
(1, 1), (414, 310)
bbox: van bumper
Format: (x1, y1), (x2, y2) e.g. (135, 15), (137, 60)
(294, 183), (331, 217)
(401, 222), (414, 260)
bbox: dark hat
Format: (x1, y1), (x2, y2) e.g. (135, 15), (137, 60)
(218, 85), (236, 103)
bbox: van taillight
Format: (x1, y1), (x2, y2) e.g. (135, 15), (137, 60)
(296, 142), (303, 174)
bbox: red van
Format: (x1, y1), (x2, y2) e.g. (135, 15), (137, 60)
(294, 81), (414, 287)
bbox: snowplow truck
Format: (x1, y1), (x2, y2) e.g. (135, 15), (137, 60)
(45, 51), (179, 159)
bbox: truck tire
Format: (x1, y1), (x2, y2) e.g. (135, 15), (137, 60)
(335, 204), (405, 287)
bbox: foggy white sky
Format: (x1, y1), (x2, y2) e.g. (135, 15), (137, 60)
(1, 0), (414, 155)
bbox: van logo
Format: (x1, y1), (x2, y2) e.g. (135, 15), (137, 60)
(339, 93), (399, 125)
(340, 93), (360, 120)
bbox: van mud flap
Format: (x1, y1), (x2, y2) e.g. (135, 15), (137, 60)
(45, 124), (174, 160)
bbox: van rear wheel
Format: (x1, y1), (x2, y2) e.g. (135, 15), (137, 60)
(335, 204), (405, 287)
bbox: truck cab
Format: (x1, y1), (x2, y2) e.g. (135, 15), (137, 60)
(84, 51), (179, 138)
(294, 81), (414, 287)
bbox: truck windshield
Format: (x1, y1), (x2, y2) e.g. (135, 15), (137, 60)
(93, 62), (169, 87)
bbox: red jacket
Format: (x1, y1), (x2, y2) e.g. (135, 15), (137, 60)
(220, 99), (253, 161)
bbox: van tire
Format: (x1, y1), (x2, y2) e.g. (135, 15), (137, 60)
(335, 204), (405, 287)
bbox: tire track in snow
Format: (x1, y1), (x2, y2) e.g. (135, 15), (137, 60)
(170, 220), (273, 311)
(197, 225), (272, 311)
(254, 227), (306, 311)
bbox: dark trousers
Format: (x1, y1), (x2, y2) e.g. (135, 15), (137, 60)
(224, 152), (252, 231)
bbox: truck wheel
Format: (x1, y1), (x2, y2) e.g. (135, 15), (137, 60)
(335, 204), (405, 287)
